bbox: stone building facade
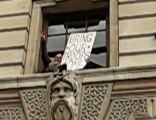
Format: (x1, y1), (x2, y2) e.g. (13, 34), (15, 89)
(0, 0), (156, 119)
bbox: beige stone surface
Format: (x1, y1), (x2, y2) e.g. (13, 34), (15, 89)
(147, 98), (153, 118)
(18, 77), (47, 88)
(0, 49), (26, 65)
(104, 100), (114, 120)
(113, 78), (156, 91)
(119, 2), (156, 17)
(151, 98), (156, 117)
(24, 4), (43, 74)
(0, 65), (23, 77)
(0, 15), (30, 30)
(119, 53), (156, 67)
(81, 65), (156, 84)
(0, 30), (28, 48)
(98, 83), (113, 120)
(1, 65), (156, 89)
(119, 36), (156, 53)
(118, 0), (139, 2)
(0, 90), (19, 100)
(0, 0), (32, 77)
(0, 0), (32, 16)
(109, 0), (119, 67)
(119, 17), (156, 36)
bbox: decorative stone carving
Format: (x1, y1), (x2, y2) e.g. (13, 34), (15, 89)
(47, 72), (79, 120)
(80, 84), (108, 120)
(0, 107), (25, 120)
(108, 99), (148, 120)
(20, 89), (48, 120)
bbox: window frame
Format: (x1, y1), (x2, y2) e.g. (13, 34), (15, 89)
(38, 0), (110, 72)
(24, 0), (119, 74)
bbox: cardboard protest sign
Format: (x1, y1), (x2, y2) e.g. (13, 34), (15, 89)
(61, 32), (96, 70)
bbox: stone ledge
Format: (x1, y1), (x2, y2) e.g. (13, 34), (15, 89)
(0, 65), (156, 89)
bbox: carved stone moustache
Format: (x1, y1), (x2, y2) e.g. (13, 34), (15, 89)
(48, 73), (78, 120)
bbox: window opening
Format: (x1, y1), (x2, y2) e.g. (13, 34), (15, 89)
(40, 8), (108, 72)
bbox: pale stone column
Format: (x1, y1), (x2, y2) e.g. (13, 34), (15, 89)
(109, 0), (119, 67)
(24, 3), (43, 74)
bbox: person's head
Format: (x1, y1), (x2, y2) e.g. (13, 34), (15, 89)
(54, 53), (62, 63)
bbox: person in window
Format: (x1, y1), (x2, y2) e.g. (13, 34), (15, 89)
(41, 31), (101, 71)
(41, 32), (66, 72)
(45, 53), (63, 72)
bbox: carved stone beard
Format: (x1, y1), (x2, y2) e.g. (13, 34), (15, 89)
(51, 97), (76, 120)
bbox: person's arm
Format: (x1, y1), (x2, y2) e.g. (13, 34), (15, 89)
(41, 32), (51, 69)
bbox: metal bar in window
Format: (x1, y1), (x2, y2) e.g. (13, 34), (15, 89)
(106, 12), (109, 67)
(66, 29), (106, 34)
(48, 33), (67, 37)
(87, 29), (106, 32)
(85, 17), (88, 32)
(68, 30), (87, 34)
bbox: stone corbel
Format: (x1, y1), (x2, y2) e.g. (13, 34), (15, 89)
(47, 72), (81, 120)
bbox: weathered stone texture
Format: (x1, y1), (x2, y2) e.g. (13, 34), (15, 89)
(20, 89), (48, 120)
(0, 0), (32, 77)
(119, 0), (156, 68)
(80, 84), (108, 120)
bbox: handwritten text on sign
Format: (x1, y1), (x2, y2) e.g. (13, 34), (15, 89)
(61, 32), (96, 70)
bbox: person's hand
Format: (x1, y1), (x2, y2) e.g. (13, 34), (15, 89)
(41, 31), (46, 41)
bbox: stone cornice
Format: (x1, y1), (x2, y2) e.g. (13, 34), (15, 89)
(80, 65), (156, 83)
(1, 65), (156, 90)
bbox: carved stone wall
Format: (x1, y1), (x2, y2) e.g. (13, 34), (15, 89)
(106, 98), (148, 120)
(0, 106), (26, 120)
(20, 89), (49, 120)
(80, 84), (109, 120)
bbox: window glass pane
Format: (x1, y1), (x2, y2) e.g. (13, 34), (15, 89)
(93, 31), (106, 48)
(48, 24), (66, 35)
(90, 53), (107, 67)
(68, 20), (86, 33)
(88, 20), (106, 31)
(47, 35), (66, 52)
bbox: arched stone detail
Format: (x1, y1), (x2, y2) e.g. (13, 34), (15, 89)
(79, 83), (113, 120)
(105, 98), (153, 120)
(20, 89), (49, 120)
(0, 106), (26, 120)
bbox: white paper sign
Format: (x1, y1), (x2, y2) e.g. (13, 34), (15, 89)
(61, 32), (96, 70)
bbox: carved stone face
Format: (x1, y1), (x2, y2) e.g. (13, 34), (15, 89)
(52, 81), (74, 99)
(51, 81), (76, 120)
(48, 73), (79, 120)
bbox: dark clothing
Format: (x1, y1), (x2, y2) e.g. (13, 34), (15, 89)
(84, 61), (103, 69)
